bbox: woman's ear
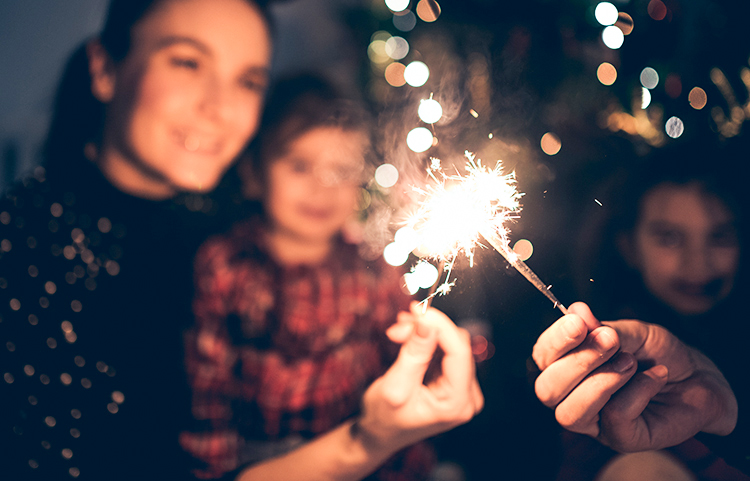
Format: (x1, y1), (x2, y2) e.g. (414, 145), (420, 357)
(86, 39), (116, 103)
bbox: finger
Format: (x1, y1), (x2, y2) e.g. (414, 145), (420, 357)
(535, 326), (620, 407)
(532, 313), (589, 371)
(552, 351), (637, 435)
(386, 321), (415, 344)
(568, 302), (603, 331)
(471, 378), (485, 413)
(379, 322), (439, 405)
(602, 364), (669, 427)
(415, 306), (474, 391)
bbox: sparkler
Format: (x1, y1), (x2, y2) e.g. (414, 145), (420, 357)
(407, 152), (568, 314)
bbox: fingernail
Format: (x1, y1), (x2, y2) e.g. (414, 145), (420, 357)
(611, 352), (634, 373)
(592, 329), (617, 352)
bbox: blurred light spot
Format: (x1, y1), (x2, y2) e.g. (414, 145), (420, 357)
(28, 314), (38, 325)
(375, 164), (399, 188)
(540, 133), (562, 155)
(418, 98), (443, 124)
(28, 265), (39, 277)
(71, 300), (82, 313)
(47, 338), (58, 349)
(24, 365), (35, 376)
(40, 374), (50, 385)
(665, 116), (684, 138)
(70, 428), (80, 438)
(648, 0), (667, 21)
(61, 321), (73, 333)
(384, 62), (406, 87)
(640, 67), (659, 89)
(111, 391), (125, 404)
(394, 226), (419, 252)
(45, 416), (56, 427)
(403, 272), (421, 295)
(602, 26), (624, 49)
(385, 0), (409, 12)
(41, 440), (51, 449)
(412, 261), (439, 289)
(60, 373), (72, 385)
(4, 372), (14, 384)
(665, 74), (682, 99)
(597, 62), (617, 85)
(641, 87), (652, 109)
(45, 281), (57, 295)
(384, 242), (409, 267)
(97, 217), (111, 233)
(393, 10), (417, 31)
(107, 402), (119, 414)
(39, 296), (50, 308)
(6, 341), (15, 352)
(595, 2), (618, 26)
(65, 331), (78, 343)
(69, 467), (80, 478)
(50, 203), (63, 218)
(488, 133), (493, 139)
(416, 0), (440, 22)
(71, 409), (81, 419)
(81, 378), (91, 389)
(29, 460), (39, 469)
(469, 109), (479, 118)
(1, 239), (11, 252)
(368, 39), (390, 64)
(385, 36), (409, 60)
(616, 12), (634, 35)
(406, 127), (434, 152)
(513, 239), (534, 261)
(471, 335), (488, 356)
(29, 395), (38, 405)
(10, 298), (20, 311)
(62, 448), (73, 459)
(404, 61), (429, 87)
(688, 87), (707, 109)
(74, 355), (85, 367)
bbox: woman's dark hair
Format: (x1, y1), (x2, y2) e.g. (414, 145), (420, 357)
(573, 137), (749, 316)
(42, 0), (272, 178)
(244, 74), (375, 184)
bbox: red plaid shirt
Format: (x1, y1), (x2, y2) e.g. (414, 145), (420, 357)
(181, 220), (435, 479)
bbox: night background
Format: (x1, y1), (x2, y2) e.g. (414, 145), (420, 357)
(2, 0), (749, 478)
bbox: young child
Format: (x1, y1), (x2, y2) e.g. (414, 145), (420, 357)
(180, 76), (482, 480)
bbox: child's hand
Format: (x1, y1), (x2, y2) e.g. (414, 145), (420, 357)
(357, 302), (484, 452)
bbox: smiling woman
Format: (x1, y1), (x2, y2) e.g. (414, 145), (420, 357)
(0, 1), (272, 479)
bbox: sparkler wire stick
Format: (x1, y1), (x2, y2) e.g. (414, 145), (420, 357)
(479, 228), (568, 315)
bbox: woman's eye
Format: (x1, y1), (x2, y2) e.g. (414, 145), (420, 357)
(289, 161), (311, 174)
(170, 57), (199, 70)
(654, 231), (682, 248)
(241, 78), (267, 92)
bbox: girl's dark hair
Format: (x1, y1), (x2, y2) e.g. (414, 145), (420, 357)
(246, 74), (375, 181)
(42, 0), (271, 179)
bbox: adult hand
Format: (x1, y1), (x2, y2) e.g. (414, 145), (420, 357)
(532, 302), (737, 452)
(356, 302), (484, 452)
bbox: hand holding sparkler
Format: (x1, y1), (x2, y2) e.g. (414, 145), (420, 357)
(407, 152), (567, 313)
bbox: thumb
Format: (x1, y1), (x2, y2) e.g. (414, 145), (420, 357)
(569, 301), (602, 331)
(380, 322), (438, 405)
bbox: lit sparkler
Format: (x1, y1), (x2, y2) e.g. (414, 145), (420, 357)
(407, 152), (568, 314)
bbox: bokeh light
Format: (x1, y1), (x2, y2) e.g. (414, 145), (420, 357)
(384, 242), (409, 266)
(404, 61), (430, 87)
(540, 132), (562, 155)
(385, 62), (406, 87)
(648, 0), (667, 21)
(394, 225), (419, 252)
(665, 73), (682, 99)
(368, 32), (391, 65)
(688, 87), (708, 109)
(418, 98), (443, 124)
(602, 25), (624, 49)
(597, 62), (617, 85)
(393, 10), (417, 31)
(641, 87), (652, 109)
(416, 0), (441, 22)
(385, 36), (409, 60)
(616, 12), (634, 35)
(594, 2), (618, 26)
(640, 67), (659, 89)
(375, 163), (399, 188)
(412, 261), (440, 289)
(665, 116), (684, 138)
(406, 127), (434, 152)
(385, 0), (409, 13)
(513, 239), (534, 261)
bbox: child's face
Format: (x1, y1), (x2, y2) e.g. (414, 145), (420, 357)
(265, 126), (365, 245)
(627, 182), (740, 316)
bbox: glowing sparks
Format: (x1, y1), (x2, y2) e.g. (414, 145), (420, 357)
(406, 152), (568, 312)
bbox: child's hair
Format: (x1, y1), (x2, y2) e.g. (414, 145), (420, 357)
(243, 74), (375, 188)
(42, 0), (272, 179)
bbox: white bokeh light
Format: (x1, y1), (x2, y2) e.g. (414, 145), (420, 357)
(640, 67), (659, 89)
(412, 261), (440, 289)
(594, 2), (619, 26)
(602, 25), (624, 49)
(403, 273), (421, 295)
(374, 163), (399, 188)
(641, 87), (652, 109)
(384, 242), (409, 266)
(385, 0), (410, 12)
(406, 127), (434, 153)
(404, 61), (430, 87)
(665, 116), (684, 138)
(418, 98), (443, 124)
(385, 36), (409, 60)
(394, 226), (419, 253)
